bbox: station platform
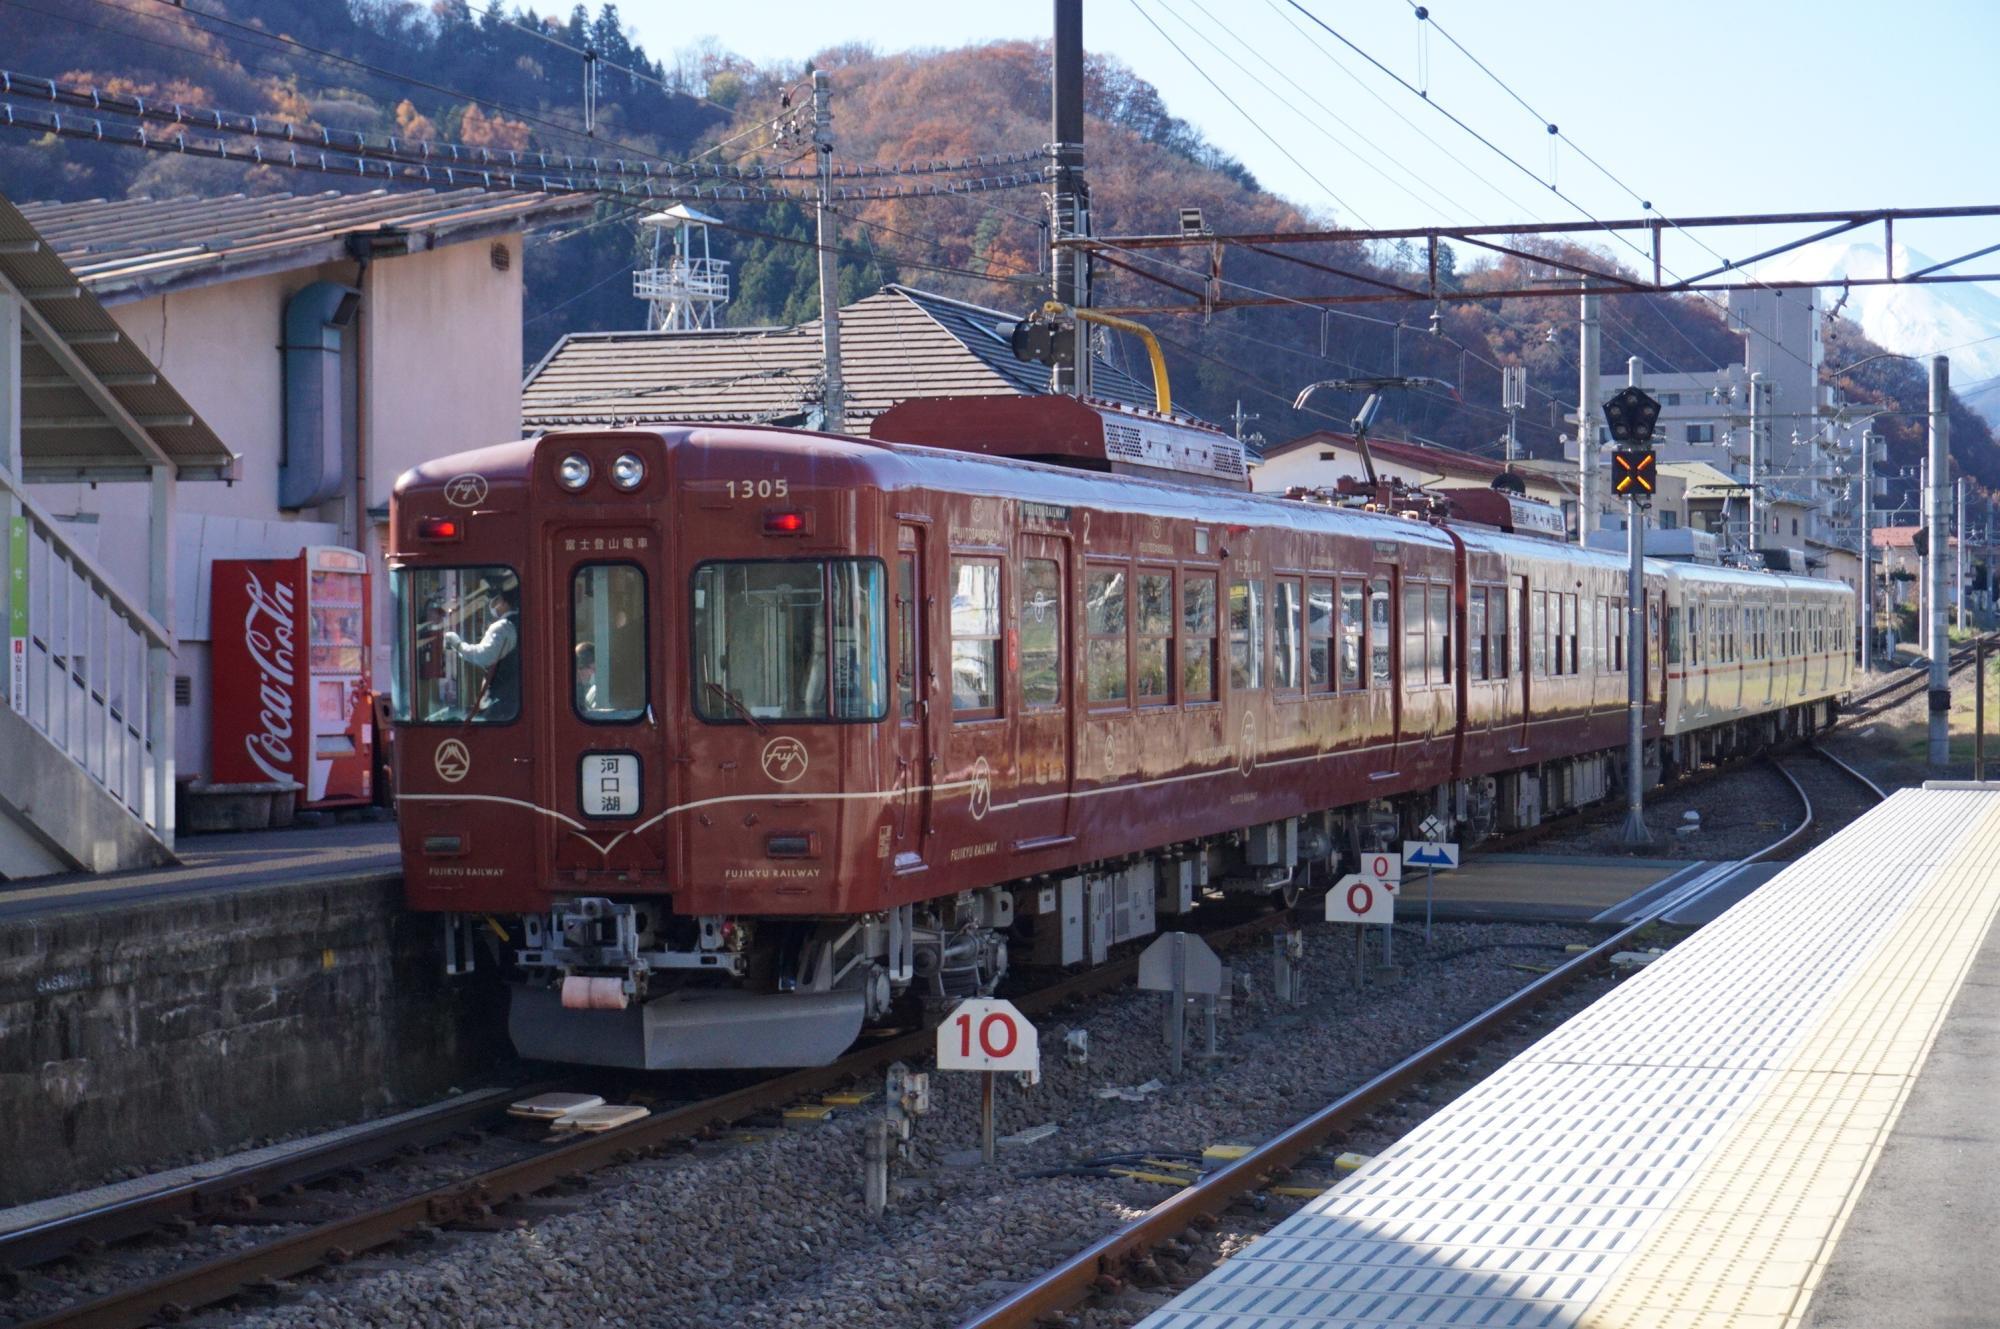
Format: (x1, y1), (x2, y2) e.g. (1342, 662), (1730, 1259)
(1141, 782), (2000, 1329)
(0, 819), (398, 920)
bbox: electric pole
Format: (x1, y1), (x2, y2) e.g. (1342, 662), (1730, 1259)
(812, 70), (845, 433)
(1747, 372), (1764, 564)
(1930, 355), (1951, 767)
(1957, 475), (1968, 630)
(1049, 0), (1088, 400)
(1232, 400), (1259, 442)
(1501, 364), (1525, 463)
(1860, 430), (1879, 668)
(1576, 282), (1599, 547)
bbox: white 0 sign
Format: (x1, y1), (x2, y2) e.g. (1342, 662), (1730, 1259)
(936, 997), (1040, 1073)
(1360, 852), (1401, 884)
(1327, 870), (1398, 926)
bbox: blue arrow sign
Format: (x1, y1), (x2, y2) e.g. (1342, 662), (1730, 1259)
(1402, 840), (1460, 869)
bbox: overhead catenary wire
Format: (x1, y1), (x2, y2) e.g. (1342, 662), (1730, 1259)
(113, 0), (685, 168)
(1127, 0), (1372, 226)
(0, 69), (1045, 185)
(0, 98), (1049, 205)
(1284, 0), (1816, 379)
(1156, 0), (1467, 221)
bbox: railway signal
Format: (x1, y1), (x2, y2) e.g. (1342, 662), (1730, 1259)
(1602, 385), (1661, 444)
(1612, 448), (1657, 497)
(1604, 385), (1662, 848)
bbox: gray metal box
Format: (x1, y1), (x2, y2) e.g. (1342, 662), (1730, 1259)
(1030, 876), (1086, 966)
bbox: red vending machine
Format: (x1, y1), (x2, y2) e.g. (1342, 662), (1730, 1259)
(211, 546), (373, 807)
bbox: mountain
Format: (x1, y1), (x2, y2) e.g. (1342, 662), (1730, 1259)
(1758, 241), (2000, 427)
(0, 2), (1872, 456)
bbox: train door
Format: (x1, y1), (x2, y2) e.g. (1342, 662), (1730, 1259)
(891, 525), (934, 869)
(549, 532), (666, 876)
(1648, 590), (1663, 711)
(1507, 573), (1529, 751)
(1013, 534), (1074, 847)
(1370, 562), (1401, 774)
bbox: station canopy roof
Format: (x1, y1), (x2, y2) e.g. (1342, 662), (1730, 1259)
(1, 191), (234, 482)
(17, 187), (596, 303)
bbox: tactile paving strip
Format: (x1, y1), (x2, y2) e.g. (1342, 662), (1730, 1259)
(1139, 788), (2000, 1329)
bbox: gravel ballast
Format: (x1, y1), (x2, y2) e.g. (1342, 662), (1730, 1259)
(160, 920), (1599, 1329)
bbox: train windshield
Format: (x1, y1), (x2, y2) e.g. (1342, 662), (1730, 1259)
(389, 565), (522, 724)
(692, 559), (887, 723)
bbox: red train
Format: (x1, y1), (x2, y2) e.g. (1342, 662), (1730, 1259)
(387, 395), (1852, 1068)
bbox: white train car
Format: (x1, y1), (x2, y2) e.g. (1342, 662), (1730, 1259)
(1661, 562), (1854, 768)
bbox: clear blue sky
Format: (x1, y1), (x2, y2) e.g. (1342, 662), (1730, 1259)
(618, 0), (2000, 294)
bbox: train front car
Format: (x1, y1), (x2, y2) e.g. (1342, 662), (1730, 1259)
(389, 427), (939, 1070)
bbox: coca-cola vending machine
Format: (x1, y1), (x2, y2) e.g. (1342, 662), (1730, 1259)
(211, 546), (373, 807)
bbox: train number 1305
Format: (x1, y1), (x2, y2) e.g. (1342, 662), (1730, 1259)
(724, 478), (789, 500)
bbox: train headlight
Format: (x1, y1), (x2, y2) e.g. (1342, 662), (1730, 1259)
(557, 454), (592, 491)
(611, 453), (645, 491)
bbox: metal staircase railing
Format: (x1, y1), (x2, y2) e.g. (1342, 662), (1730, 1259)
(3, 471), (174, 849)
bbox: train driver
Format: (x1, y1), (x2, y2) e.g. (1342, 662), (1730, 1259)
(575, 641), (599, 712)
(445, 576), (520, 719)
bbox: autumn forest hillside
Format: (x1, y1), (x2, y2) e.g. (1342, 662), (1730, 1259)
(4, 0), (1993, 481)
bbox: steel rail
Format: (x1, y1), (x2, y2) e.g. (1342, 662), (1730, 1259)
(1803, 744), (1891, 804)
(8, 908), (1298, 1329)
(0, 1084), (557, 1272)
(952, 780), (1820, 1329)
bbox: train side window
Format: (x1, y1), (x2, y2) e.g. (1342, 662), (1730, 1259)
(1019, 558), (1062, 709)
(1494, 584), (1512, 678)
(1085, 564), (1130, 705)
(1182, 574), (1218, 702)
(1229, 580), (1264, 691)
(1468, 587), (1488, 680)
(1307, 578), (1335, 692)
(949, 557), (1002, 717)
(1564, 593), (1579, 675)
(1508, 577), (1524, 677)
(1667, 606), (1682, 665)
(1339, 581), (1365, 690)
(692, 559), (886, 723)
(1531, 590), (1547, 677)
(1137, 569), (1174, 705)
(1369, 576), (1392, 686)
(1403, 584), (1426, 687)
(1428, 585), (1450, 682)
(572, 563), (648, 723)
(1272, 578), (1302, 693)
(1649, 600), (1661, 669)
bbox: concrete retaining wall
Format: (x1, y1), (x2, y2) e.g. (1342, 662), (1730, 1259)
(0, 876), (509, 1205)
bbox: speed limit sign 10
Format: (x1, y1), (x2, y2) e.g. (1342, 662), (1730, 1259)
(936, 997), (1040, 1073)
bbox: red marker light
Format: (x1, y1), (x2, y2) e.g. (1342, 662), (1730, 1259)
(764, 510), (807, 535)
(417, 517), (461, 540)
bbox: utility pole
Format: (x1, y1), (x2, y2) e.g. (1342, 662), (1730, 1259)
(1049, 0), (1088, 400)
(811, 71), (845, 433)
(1957, 475), (1968, 630)
(1930, 355), (1951, 768)
(1576, 282), (1599, 547)
(1747, 372), (1764, 564)
(1501, 364), (1525, 463)
(1860, 430), (1878, 668)
(1231, 400), (1259, 442)
(1920, 457), (1930, 659)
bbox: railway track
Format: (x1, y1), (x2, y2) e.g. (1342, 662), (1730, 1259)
(0, 903), (1308, 1329)
(951, 756), (1854, 1329)
(1843, 633), (1998, 723)
(0, 707), (1901, 1329)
